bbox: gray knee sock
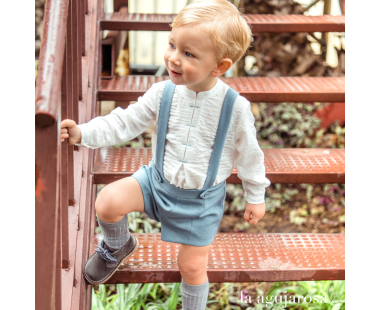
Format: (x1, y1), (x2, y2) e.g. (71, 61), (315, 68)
(97, 215), (130, 250)
(180, 277), (209, 310)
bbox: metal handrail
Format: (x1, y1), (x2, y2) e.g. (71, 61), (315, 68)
(35, 0), (69, 127)
(35, 1), (71, 309)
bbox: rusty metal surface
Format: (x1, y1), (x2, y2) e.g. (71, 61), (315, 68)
(101, 233), (345, 283)
(66, 37), (76, 208)
(35, 0), (69, 127)
(61, 49), (70, 269)
(69, 0), (101, 308)
(56, 192), (62, 310)
(77, 0), (83, 101)
(85, 184), (97, 310)
(113, 0), (128, 12)
(36, 124), (61, 309)
(98, 76), (345, 102)
(81, 0), (86, 56)
(92, 148), (345, 184)
(36, 0), (96, 308)
(69, 0), (80, 123)
(339, 0), (345, 15)
(35, 0), (69, 308)
(100, 13), (344, 32)
(264, 148), (345, 183)
(58, 0), (99, 308)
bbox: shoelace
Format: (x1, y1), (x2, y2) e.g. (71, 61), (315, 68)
(94, 243), (118, 263)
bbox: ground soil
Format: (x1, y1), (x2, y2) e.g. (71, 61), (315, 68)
(219, 202), (345, 235)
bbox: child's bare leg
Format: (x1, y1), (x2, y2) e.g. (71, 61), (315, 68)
(84, 177), (143, 284)
(95, 177), (144, 223)
(95, 177), (144, 249)
(178, 244), (211, 310)
(177, 243), (211, 284)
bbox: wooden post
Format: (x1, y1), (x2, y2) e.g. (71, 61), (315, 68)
(339, 0), (345, 15)
(113, 0), (128, 12)
(322, 0), (331, 61)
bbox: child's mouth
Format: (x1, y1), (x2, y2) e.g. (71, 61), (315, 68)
(170, 69), (182, 77)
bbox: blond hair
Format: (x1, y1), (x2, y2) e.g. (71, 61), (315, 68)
(169, 0), (252, 64)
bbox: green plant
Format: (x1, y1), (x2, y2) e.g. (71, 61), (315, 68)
(35, 60), (39, 80)
(254, 281), (345, 310)
(226, 183), (345, 216)
(254, 103), (345, 148)
(92, 283), (182, 310)
(255, 102), (322, 148)
(127, 211), (161, 233)
(208, 282), (250, 310)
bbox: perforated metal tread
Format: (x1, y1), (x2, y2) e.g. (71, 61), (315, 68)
(92, 148), (345, 184)
(102, 233), (345, 284)
(100, 13), (345, 32)
(98, 76), (345, 102)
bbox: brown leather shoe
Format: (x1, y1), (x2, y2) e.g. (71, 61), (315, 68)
(84, 234), (139, 284)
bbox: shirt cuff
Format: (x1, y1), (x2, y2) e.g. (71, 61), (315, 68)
(74, 123), (88, 148)
(244, 191), (266, 204)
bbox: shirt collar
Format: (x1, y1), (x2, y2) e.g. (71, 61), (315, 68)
(177, 78), (223, 100)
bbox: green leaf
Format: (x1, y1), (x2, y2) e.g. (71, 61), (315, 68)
(167, 283), (181, 309)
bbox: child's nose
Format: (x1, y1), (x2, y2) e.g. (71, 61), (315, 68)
(169, 54), (180, 66)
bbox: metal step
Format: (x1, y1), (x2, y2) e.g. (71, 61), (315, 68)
(100, 13), (345, 32)
(97, 76), (345, 102)
(102, 233), (345, 283)
(92, 148), (345, 184)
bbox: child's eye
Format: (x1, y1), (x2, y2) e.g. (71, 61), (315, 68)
(185, 52), (193, 57)
(168, 43), (175, 49)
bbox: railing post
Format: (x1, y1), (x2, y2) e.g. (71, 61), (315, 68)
(113, 0), (128, 12)
(80, 0), (86, 56)
(66, 0), (76, 206)
(56, 182), (62, 310)
(35, 0), (69, 308)
(61, 46), (70, 269)
(71, 0), (81, 119)
(36, 123), (61, 310)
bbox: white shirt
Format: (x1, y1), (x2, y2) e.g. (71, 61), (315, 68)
(76, 78), (270, 204)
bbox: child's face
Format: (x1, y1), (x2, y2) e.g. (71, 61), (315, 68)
(164, 26), (229, 92)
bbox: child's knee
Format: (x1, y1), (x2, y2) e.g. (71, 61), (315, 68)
(95, 185), (118, 218)
(178, 257), (207, 278)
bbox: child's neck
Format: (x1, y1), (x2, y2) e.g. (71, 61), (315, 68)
(185, 76), (218, 94)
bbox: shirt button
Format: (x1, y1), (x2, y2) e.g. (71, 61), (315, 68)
(155, 172), (161, 183)
(205, 192), (210, 198)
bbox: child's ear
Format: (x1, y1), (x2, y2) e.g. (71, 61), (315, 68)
(212, 58), (233, 77)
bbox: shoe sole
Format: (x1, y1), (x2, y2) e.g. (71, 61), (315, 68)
(84, 234), (139, 285)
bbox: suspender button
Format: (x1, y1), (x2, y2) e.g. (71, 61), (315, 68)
(200, 191), (210, 199)
(154, 171), (162, 183)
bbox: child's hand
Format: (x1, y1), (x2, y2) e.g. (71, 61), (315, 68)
(244, 202), (266, 225)
(61, 119), (81, 145)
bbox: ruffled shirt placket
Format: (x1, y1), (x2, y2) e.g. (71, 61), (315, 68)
(177, 81), (222, 165)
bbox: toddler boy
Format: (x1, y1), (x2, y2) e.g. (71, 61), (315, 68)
(61, 1), (270, 309)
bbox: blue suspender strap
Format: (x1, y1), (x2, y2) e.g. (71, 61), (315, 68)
(155, 80), (176, 175)
(202, 87), (239, 189)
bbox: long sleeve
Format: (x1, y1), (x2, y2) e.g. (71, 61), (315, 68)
(234, 101), (271, 204)
(75, 83), (159, 149)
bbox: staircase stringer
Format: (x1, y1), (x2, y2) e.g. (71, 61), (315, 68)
(63, 0), (101, 309)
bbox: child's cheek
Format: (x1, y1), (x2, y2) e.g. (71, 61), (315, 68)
(183, 65), (198, 80)
(163, 51), (170, 65)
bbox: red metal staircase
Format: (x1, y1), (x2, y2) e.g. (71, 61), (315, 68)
(35, 1), (345, 309)
(100, 13), (345, 32)
(98, 76), (345, 102)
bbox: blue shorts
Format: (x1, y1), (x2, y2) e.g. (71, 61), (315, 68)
(131, 160), (226, 247)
